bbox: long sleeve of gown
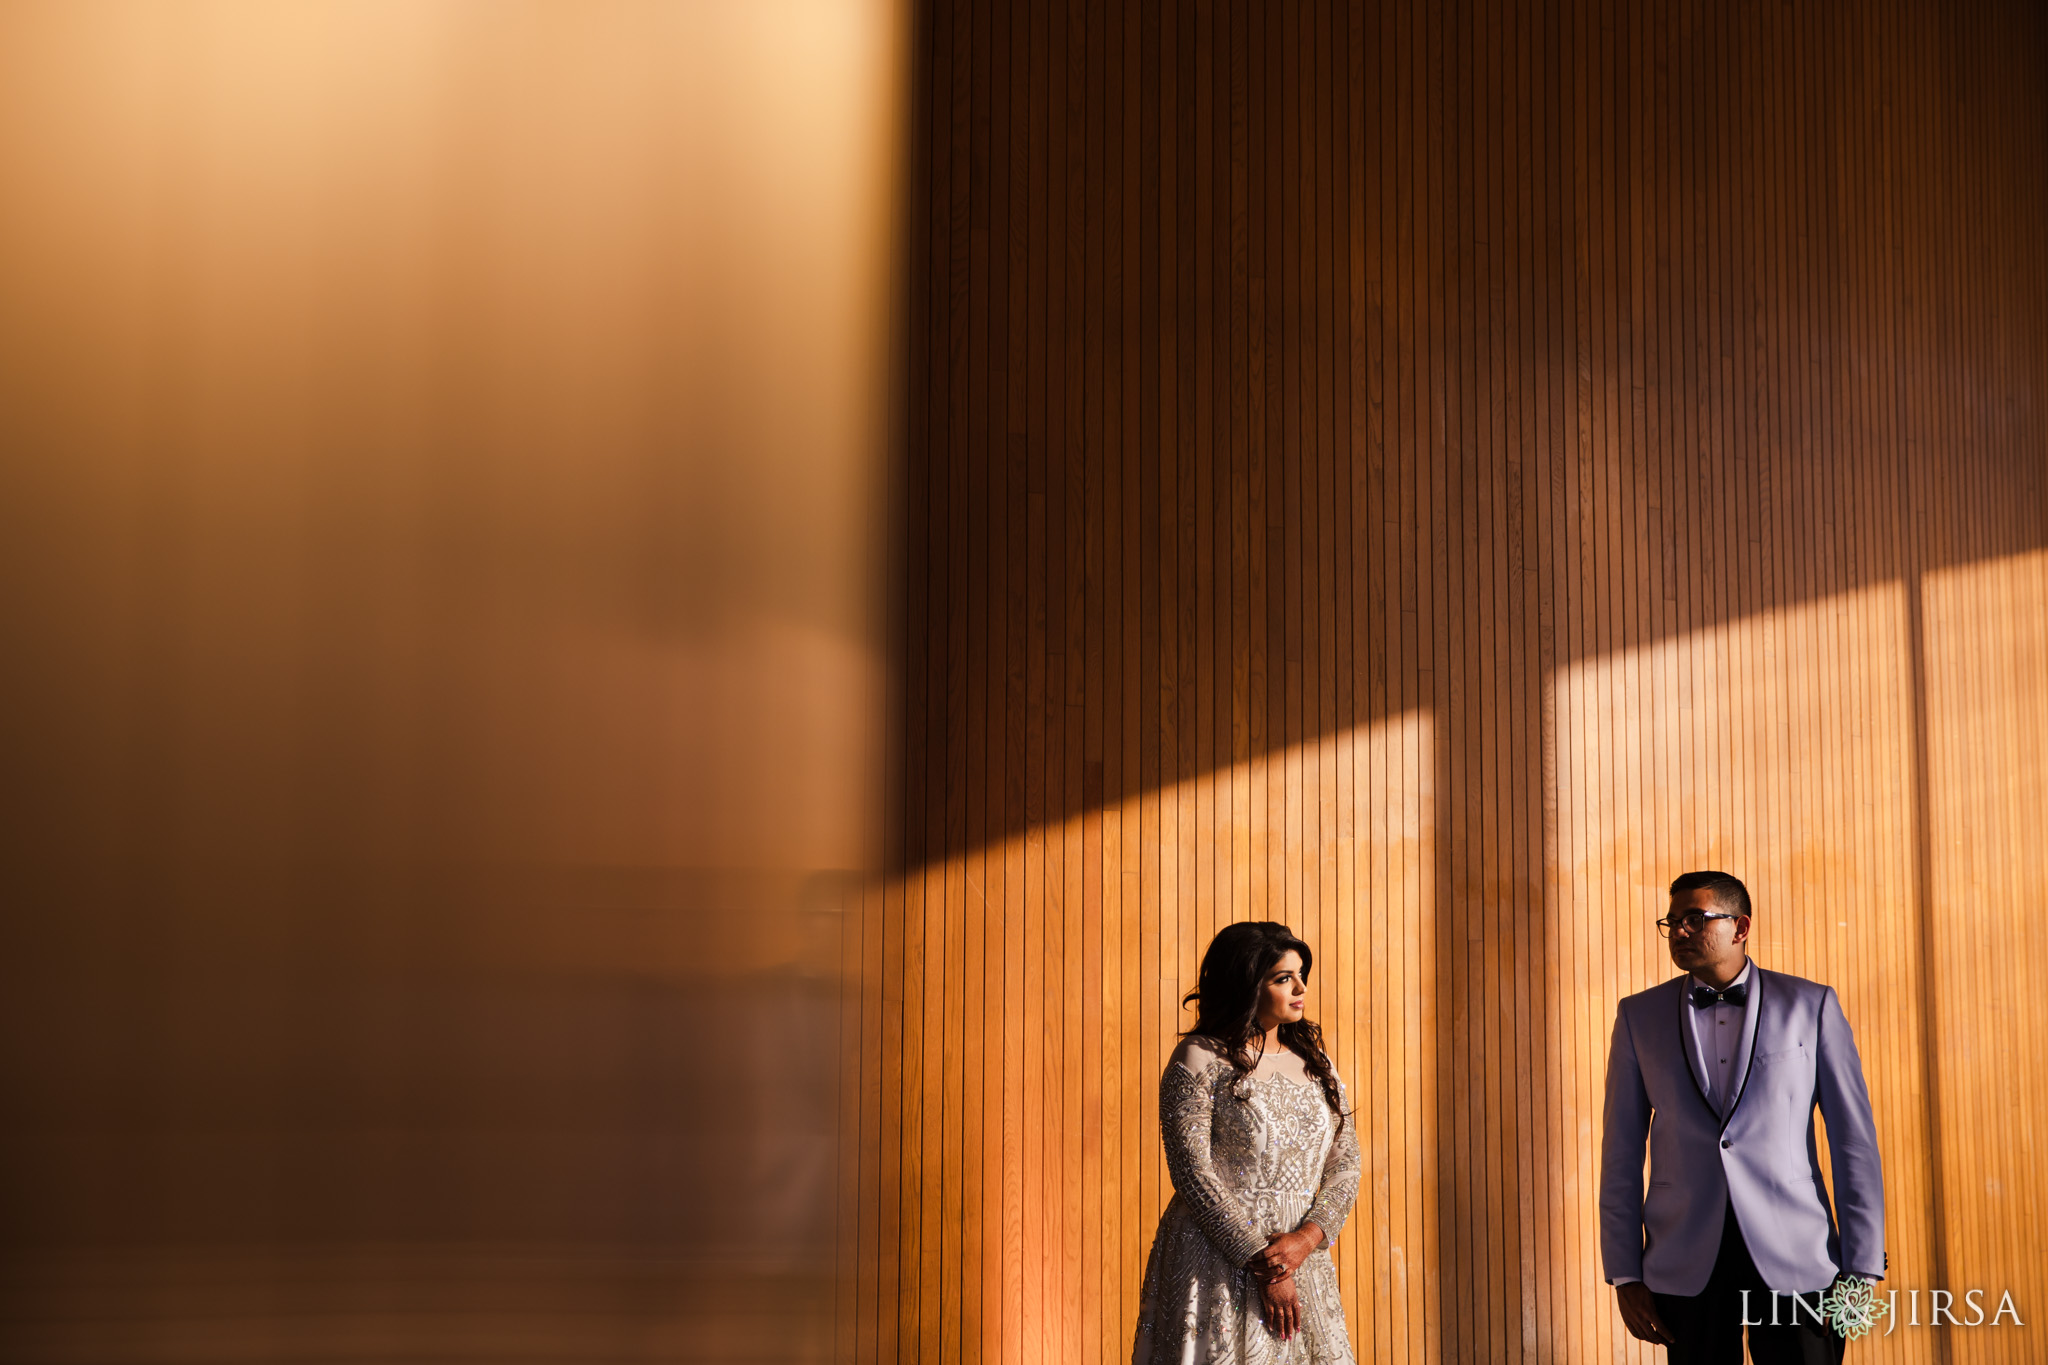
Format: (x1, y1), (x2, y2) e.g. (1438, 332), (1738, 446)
(1158, 1058), (1270, 1267)
(1302, 1080), (1361, 1246)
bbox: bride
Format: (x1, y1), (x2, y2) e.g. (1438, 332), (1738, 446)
(1130, 921), (1361, 1364)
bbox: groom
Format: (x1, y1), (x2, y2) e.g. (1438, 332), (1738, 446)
(1600, 871), (1885, 1363)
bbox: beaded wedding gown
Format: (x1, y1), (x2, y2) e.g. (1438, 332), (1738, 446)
(1130, 1037), (1361, 1364)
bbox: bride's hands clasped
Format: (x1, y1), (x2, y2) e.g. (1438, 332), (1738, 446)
(1249, 1223), (1323, 1284)
(1258, 1273), (1302, 1341)
(1248, 1222), (1323, 1341)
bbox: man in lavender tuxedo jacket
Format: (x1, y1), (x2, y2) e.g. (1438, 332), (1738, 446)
(1600, 871), (1885, 1364)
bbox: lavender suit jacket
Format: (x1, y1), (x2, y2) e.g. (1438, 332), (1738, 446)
(1599, 965), (1885, 1296)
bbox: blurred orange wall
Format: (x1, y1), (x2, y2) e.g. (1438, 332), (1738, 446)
(0, 3), (901, 1361)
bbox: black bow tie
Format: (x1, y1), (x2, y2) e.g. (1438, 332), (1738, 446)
(1691, 982), (1747, 1009)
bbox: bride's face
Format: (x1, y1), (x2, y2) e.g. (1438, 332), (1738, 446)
(1255, 949), (1308, 1033)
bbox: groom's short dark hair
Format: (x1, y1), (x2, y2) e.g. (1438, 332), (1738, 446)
(1669, 870), (1752, 918)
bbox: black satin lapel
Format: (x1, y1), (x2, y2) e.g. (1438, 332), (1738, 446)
(1674, 977), (1717, 1120)
(1720, 969), (1764, 1132)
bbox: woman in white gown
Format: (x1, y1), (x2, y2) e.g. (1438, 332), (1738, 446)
(1131, 921), (1361, 1364)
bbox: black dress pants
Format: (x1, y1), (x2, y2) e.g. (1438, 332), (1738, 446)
(1651, 1202), (1846, 1365)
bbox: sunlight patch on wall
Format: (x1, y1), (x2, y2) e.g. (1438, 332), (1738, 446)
(1546, 581), (1933, 1361)
(1920, 547), (2048, 1358)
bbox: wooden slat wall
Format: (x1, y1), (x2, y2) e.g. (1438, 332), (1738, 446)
(848, 0), (2048, 1361)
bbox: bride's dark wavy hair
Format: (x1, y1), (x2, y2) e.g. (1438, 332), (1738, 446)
(1181, 920), (1347, 1134)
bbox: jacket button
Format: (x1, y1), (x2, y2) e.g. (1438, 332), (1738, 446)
(1721, 1140), (1732, 1149)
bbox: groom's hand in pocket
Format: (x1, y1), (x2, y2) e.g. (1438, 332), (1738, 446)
(1615, 1283), (1676, 1346)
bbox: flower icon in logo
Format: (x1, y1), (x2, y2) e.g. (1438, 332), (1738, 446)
(1817, 1277), (1890, 1341)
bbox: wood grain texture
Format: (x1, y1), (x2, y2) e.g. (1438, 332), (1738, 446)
(849, 0), (2048, 1361)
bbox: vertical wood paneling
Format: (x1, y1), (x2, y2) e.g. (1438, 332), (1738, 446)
(854, 1), (2048, 1361)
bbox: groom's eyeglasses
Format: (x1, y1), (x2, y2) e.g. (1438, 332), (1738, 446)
(1655, 910), (1738, 938)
